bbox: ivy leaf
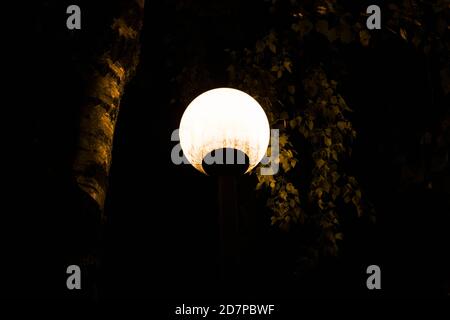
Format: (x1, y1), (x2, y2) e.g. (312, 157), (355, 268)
(332, 171), (340, 183)
(339, 22), (352, 44)
(291, 22), (300, 32)
(280, 111), (289, 120)
(288, 85), (296, 95)
(317, 5), (327, 15)
(286, 183), (294, 192)
(282, 158), (291, 172)
(269, 43), (277, 54)
(277, 69), (283, 79)
(290, 159), (297, 168)
(338, 95), (352, 111)
(270, 216), (278, 225)
(293, 20), (313, 37)
(316, 20), (329, 36)
(356, 206), (363, 217)
(289, 199), (296, 208)
(256, 181), (264, 190)
(284, 60), (293, 73)
(318, 199), (326, 210)
(331, 150), (338, 161)
(337, 121), (346, 131)
(316, 188), (323, 199)
(256, 40), (265, 53)
(330, 96), (338, 104)
(279, 134), (289, 147)
(400, 28), (408, 41)
(327, 27), (338, 42)
(359, 30), (370, 47)
(412, 33), (422, 47)
(289, 118), (297, 129)
(316, 159), (326, 169)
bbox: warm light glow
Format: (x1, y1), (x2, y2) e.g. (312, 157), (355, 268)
(179, 88), (270, 174)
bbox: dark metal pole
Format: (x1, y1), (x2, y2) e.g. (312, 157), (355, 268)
(217, 175), (240, 284)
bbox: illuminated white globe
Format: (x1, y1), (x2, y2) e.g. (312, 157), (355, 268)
(179, 88), (270, 175)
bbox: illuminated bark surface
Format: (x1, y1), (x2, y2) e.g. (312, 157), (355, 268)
(73, 0), (145, 213)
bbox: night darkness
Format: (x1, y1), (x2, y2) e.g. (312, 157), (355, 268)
(3, 0), (450, 306)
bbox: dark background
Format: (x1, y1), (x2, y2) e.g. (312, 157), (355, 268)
(3, 0), (449, 300)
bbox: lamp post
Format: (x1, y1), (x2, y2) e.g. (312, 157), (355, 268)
(179, 88), (270, 283)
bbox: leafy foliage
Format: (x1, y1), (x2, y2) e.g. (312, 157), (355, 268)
(222, 0), (448, 259)
(227, 34), (372, 256)
(174, 0), (449, 261)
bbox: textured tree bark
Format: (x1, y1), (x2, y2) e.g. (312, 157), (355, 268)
(73, 0), (145, 215)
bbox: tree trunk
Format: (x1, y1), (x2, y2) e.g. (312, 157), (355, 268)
(73, 0), (145, 215)
(66, 0), (144, 299)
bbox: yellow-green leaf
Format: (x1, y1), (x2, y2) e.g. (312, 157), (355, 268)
(330, 96), (338, 104)
(279, 134), (289, 147)
(290, 159), (297, 168)
(316, 20), (329, 35)
(400, 28), (407, 41)
(289, 119), (297, 129)
(339, 22), (352, 44)
(288, 85), (296, 95)
(316, 159), (326, 169)
(282, 159), (291, 172)
(277, 69), (283, 79)
(337, 121), (346, 131)
(289, 199), (296, 208)
(284, 61), (293, 73)
(331, 150), (338, 161)
(327, 27), (338, 42)
(286, 183), (293, 192)
(256, 40), (265, 53)
(269, 43), (277, 54)
(359, 30), (370, 47)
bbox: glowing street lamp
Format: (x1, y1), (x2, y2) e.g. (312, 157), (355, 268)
(179, 88), (271, 283)
(179, 88), (270, 174)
